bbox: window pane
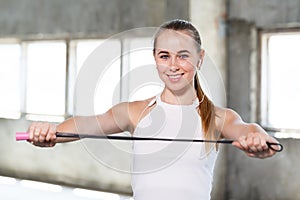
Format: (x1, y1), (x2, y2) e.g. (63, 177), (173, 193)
(266, 34), (300, 129)
(26, 42), (66, 116)
(76, 40), (104, 74)
(128, 38), (163, 101)
(128, 38), (156, 70)
(0, 44), (21, 119)
(74, 40), (121, 114)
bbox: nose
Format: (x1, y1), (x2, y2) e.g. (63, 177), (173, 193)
(169, 65), (179, 72)
(169, 56), (179, 71)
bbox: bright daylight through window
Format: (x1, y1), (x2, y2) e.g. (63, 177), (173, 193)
(25, 41), (66, 121)
(261, 32), (300, 136)
(0, 37), (162, 122)
(0, 43), (21, 119)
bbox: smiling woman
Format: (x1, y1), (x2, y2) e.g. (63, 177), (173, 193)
(153, 20), (216, 145)
(154, 31), (200, 90)
(25, 19), (281, 200)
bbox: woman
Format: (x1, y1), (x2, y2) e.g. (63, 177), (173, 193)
(27, 19), (279, 199)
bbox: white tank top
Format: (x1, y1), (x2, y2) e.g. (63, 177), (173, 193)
(131, 94), (218, 200)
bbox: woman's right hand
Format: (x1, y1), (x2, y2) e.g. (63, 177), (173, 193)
(27, 122), (57, 147)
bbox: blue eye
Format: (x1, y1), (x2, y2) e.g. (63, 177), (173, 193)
(179, 54), (189, 59)
(160, 55), (169, 59)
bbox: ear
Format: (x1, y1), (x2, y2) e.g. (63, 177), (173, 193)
(198, 49), (205, 68)
(153, 48), (158, 63)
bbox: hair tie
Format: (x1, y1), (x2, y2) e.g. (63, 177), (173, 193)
(199, 94), (205, 104)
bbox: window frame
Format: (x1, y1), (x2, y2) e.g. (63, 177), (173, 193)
(0, 35), (155, 122)
(258, 27), (300, 137)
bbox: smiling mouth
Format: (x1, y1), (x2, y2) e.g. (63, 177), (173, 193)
(167, 73), (184, 81)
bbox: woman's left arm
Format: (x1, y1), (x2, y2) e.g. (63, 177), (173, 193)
(215, 107), (279, 158)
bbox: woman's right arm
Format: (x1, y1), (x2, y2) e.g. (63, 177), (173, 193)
(28, 102), (134, 147)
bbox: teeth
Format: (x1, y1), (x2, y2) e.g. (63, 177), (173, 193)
(169, 74), (182, 78)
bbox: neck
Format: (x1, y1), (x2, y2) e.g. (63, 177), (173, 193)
(161, 87), (197, 105)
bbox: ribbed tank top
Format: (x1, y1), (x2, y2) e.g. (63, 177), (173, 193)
(131, 94), (218, 200)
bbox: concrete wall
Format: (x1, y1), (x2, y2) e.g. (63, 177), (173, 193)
(190, 1), (227, 199)
(0, 0), (188, 37)
(229, 0), (300, 28)
(0, 0), (189, 195)
(227, 139), (299, 200)
(227, 0), (300, 199)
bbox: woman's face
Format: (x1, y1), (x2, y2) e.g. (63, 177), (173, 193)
(154, 30), (203, 93)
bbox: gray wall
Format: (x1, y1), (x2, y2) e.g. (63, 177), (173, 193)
(229, 0), (300, 28)
(227, 0), (300, 199)
(0, 0), (188, 37)
(227, 139), (298, 200)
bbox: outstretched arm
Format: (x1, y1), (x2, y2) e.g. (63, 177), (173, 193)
(215, 107), (279, 158)
(28, 102), (133, 147)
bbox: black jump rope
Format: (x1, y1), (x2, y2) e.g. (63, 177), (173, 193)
(16, 132), (283, 152)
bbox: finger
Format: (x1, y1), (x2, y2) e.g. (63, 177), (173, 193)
(246, 152), (256, 157)
(253, 136), (263, 152)
(38, 123), (47, 143)
(238, 136), (248, 151)
(232, 141), (246, 151)
(40, 123), (49, 142)
(260, 137), (268, 151)
(249, 147), (276, 158)
(34, 140), (55, 148)
(28, 123), (36, 141)
(246, 135), (257, 153)
(33, 126), (41, 143)
(46, 124), (57, 141)
(256, 151), (274, 159)
(232, 141), (243, 149)
(32, 141), (42, 147)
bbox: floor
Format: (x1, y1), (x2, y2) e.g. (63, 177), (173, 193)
(0, 176), (133, 200)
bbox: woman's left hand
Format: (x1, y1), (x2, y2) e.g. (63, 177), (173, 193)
(232, 132), (279, 158)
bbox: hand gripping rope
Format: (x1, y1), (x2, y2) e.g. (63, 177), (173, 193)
(16, 132), (283, 152)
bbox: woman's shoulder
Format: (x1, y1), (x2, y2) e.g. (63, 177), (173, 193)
(112, 96), (156, 110)
(214, 106), (243, 129)
(214, 106), (231, 116)
(111, 96), (157, 118)
(128, 96), (157, 112)
(214, 106), (241, 119)
(126, 96), (157, 130)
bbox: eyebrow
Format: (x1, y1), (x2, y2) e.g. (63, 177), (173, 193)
(177, 50), (191, 54)
(158, 50), (169, 55)
(157, 50), (191, 54)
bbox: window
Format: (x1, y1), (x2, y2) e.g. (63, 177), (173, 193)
(0, 43), (21, 119)
(70, 39), (121, 115)
(25, 41), (66, 121)
(0, 36), (161, 121)
(127, 38), (163, 101)
(261, 31), (300, 133)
